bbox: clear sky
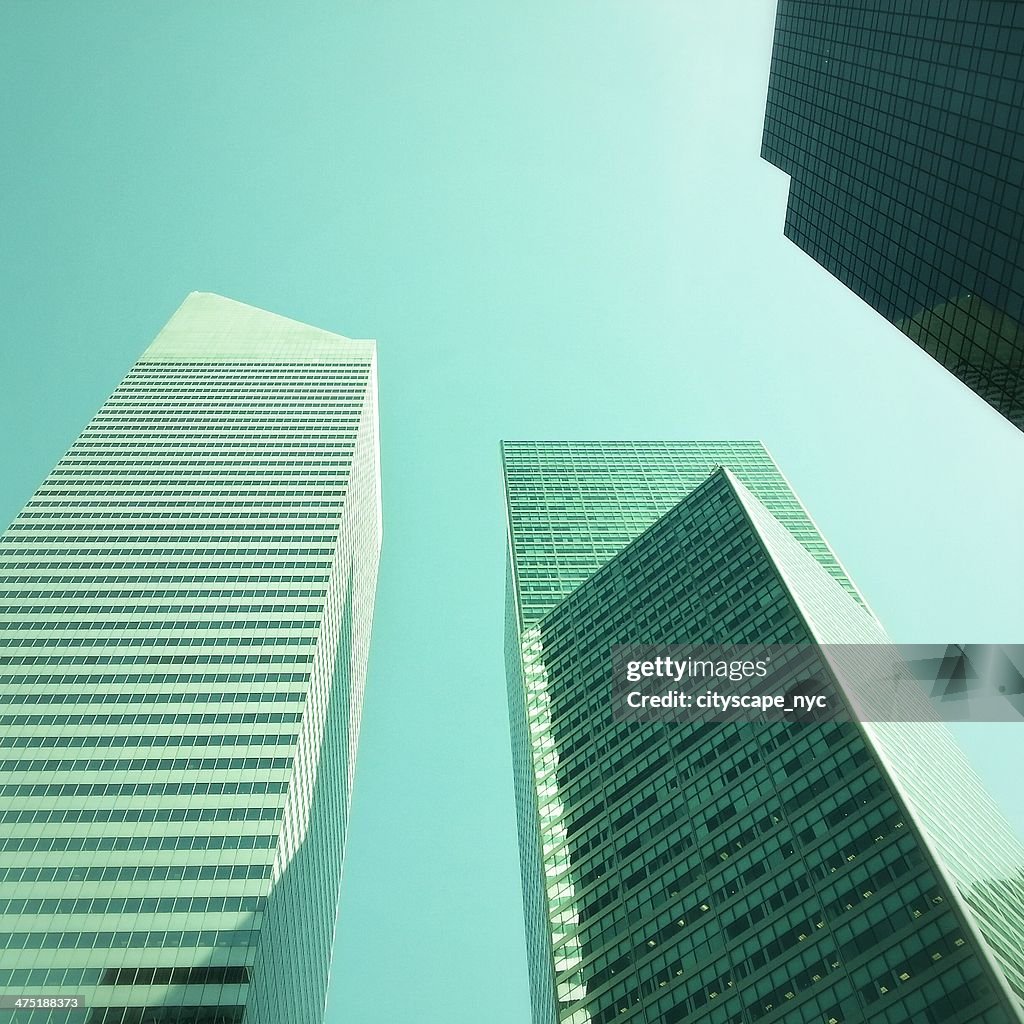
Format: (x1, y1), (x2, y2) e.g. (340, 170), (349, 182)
(1, 3), (1022, 1022)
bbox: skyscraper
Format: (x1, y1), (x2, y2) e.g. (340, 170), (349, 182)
(761, 2), (1024, 429)
(0, 293), (382, 1024)
(503, 441), (1024, 1024)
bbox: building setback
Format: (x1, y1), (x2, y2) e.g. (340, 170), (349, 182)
(502, 440), (1024, 1024)
(0, 293), (382, 1024)
(761, 2), (1024, 429)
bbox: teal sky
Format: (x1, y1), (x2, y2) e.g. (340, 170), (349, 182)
(2, 4), (1022, 1022)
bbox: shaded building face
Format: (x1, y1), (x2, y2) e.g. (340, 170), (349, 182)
(0, 294), (381, 1024)
(762, 2), (1024, 429)
(502, 441), (1024, 1024)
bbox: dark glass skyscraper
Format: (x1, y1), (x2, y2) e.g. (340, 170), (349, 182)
(761, 2), (1024, 429)
(503, 441), (1024, 1024)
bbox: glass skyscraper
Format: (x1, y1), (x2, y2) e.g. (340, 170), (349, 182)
(761, 2), (1024, 429)
(503, 441), (1024, 1024)
(0, 293), (382, 1024)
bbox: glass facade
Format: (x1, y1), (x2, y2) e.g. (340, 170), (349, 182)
(502, 441), (1024, 1024)
(0, 293), (382, 1024)
(761, 1), (1024, 429)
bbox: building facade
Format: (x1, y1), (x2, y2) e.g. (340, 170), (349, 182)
(0, 293), (382, 1024)
(502, 441), (1024, 1024)
(761, 2), (1024, 429)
